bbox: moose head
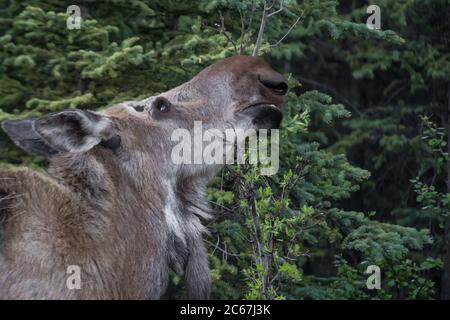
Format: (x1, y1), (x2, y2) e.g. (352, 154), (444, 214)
(4, 55), (287, 174)
(0, 56), (288, 299)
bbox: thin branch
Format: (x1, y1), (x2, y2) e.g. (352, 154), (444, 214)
(269, 15), (301, 48)
(239, 8), (246, 55)
(208, 200), (235, 214)
(218, 10), (238, 54)
(252, 0), (300, 56)
(236, 0), (257, 54)
(245, 0), (256, 39)
(267, 0), (276, 10)
(205, 239), (242, 257)
(267, 0), (284, 17)
(211, 236), (220, 255)
(252, 0), (269, 56)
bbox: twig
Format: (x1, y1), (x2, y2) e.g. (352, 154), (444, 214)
(269, 15), (301, 48)
(244, 0), (257, 53)
(267, 0), (277, 11)
(205, 239), (242, 257)
(208, 200), (235, 214)
(252, 0), (301, 56)
(267, 0), (284, 17)
(238, 8), (246, 55)
(217, 10), (238, 54)
(252, 0), (269, 56)
(211, 236), (220, 255)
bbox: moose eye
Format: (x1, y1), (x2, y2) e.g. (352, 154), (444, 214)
(155, 98), (171, 113)
(149, 97), (174, 120)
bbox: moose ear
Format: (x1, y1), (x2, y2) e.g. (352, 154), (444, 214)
(2, 119), (59, 157)
(2, 110), (114, 157)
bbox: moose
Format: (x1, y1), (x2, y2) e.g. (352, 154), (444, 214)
(0, 55), (288, 299)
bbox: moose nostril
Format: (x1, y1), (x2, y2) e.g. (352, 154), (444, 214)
(133, 105), (145, 112)
(258, 75), (288, 96)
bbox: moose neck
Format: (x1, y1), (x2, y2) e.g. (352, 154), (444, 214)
(48, 149), (121, 214)
(47, 148), (214, 239)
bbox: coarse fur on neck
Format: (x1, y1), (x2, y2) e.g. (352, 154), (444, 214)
(46, 145), (213, 299)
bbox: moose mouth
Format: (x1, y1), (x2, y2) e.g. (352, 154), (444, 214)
(238, 103), (283, 129)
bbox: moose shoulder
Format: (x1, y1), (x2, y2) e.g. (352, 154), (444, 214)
(0, 56), (287, 299)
